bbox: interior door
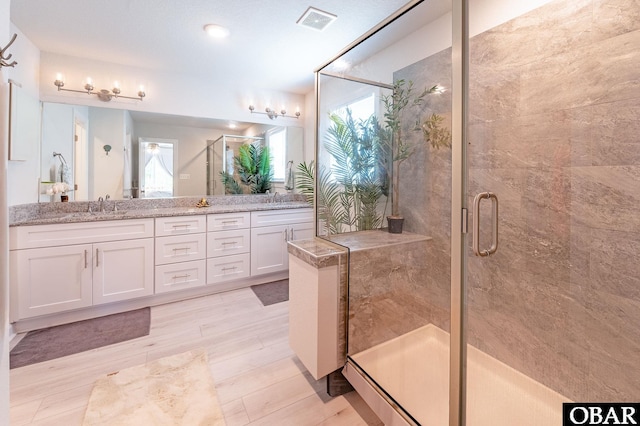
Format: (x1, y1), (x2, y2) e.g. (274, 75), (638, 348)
(138, 138), (176, 198)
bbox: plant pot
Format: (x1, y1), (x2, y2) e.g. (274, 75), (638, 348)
(60, 195), (69, 202)
(387, 216), (404, 234)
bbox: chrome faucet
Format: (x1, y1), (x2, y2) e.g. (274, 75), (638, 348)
(98, 196), (104, 213)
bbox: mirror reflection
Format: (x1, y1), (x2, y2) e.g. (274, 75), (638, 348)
(206, 126), (303, 196)
(38, 102), (304, 201)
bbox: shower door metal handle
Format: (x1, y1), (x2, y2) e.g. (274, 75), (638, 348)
(472, 192), (499, 257)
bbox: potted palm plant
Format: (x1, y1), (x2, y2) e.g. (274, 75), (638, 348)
(382, 79), (451, 233)
(220, 141), (273, 194)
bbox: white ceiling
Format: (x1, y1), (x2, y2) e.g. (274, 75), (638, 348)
(10, 0), (412, 96)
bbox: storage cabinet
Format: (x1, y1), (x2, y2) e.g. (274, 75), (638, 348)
(154, 215), (206, 294)
(93, 239), (154, 304)
(250, 209), (313, 276)
(206, 212), (251, 286)
(11, 244), (93, 319)
(9, 208), (314, 322)
(9, 219), (154, 320)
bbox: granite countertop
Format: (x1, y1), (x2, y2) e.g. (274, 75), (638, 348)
(287, 237), (348, 268)
(9, 195), (312, 227)
(327, 229), (432, 251)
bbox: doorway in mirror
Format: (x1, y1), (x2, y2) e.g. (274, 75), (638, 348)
(139, 138), (176, 198)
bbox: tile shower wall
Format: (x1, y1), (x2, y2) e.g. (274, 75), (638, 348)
(466, 0), (640, 402)
(395, 0), (639, 402)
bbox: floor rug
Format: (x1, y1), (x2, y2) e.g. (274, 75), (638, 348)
(10, 307), (150, 369)
(83, 349), (225, 425)
(250, 279), (289, 306)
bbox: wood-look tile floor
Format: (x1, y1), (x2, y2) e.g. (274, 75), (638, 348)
(9, 288), (383, 426)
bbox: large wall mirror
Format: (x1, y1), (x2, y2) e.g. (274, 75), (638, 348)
(38, 102), (305, 201)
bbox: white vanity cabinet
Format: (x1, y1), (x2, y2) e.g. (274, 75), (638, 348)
(250, 209), (314, 276)
(206, 212), (251, 286)
(10, 219), (154, 320)
(11, 244), (93, 319)
(154, 216), (207, 294)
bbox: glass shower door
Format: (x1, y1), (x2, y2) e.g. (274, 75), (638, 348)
(315, 1), (454, 424)
(464, 0), (640, 424)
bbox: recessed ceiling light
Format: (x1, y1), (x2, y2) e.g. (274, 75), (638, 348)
(296, 7), (337, 31)
(228, 123), (237, 129)
(204, 24), (230, 39)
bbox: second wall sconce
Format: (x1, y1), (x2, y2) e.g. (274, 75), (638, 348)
(54, 75), (146, 102)
(103, 145), (112, 155)
(249, 105), (300, 120)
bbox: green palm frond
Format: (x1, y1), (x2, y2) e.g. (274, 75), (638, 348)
(219, 171), (243, 194)
(295, 161), (315, 205)
(233, 142), (273, 194)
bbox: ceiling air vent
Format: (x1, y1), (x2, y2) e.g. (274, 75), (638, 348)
(297, 7), (337, 31)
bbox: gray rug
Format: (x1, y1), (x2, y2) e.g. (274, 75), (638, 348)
(251, 279), (289, 306)
(10, 308), (151, 369)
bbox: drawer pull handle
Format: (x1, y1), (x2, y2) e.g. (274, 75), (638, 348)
(283, 229), (288, 241)
(221, 241), (237, 246)
(221, 220), (238, 225)
(95, 248), (99, 267)
(172, 224), (191, 229)
(172, 274), (191, 281)
(222, 266), (237, 273)
(172, 247), (190, 253)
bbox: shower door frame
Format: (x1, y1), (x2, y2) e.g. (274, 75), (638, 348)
(312, 0), (470, 424)
(450, 1), (468, 426)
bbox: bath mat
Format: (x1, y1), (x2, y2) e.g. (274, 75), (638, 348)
(251, 279), (289, 306)
(83, 349), (225, 425)
(10, 308), (150, 369)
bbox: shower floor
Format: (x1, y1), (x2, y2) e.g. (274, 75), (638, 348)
(350, 324), (568, 426)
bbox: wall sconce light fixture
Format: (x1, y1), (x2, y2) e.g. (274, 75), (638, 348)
(103, 144), (112, 155)
(54, 75), (146, 102)
(249, 105), (300, 120)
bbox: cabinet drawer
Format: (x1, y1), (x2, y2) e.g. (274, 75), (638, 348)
(251, 209), (313, 227)
(155, 215), (206, 236)
(207, 253), (250, 284)
(207, 212), (250, 232)
(207, 229), (250, 258)
(10, 219), (154, 250)
(155, 233), (206, 265)
(155, 260), (206, 294)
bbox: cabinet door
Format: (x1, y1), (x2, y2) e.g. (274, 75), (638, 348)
(93, 238), (154, 304)
(11, 244), (93, 319)
(290, 222), (315, 242)
(250, 224), (289, 276)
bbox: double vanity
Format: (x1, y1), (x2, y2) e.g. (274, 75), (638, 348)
(8, 195), (313, 331)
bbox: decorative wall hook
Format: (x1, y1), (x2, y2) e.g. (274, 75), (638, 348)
(0, 34), (18, 69)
